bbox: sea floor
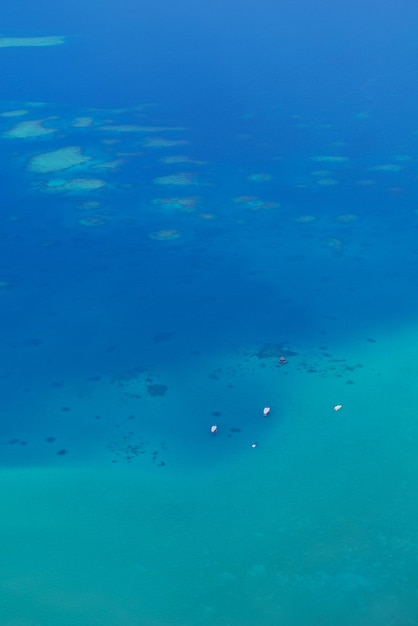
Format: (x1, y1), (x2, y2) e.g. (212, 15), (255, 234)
(1, 322), (418, 625)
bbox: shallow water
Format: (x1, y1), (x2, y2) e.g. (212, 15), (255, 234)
(3, 328), (418, 625)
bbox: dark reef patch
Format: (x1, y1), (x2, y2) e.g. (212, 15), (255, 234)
(146, 384), (168, 397)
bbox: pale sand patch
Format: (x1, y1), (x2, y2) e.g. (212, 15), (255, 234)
(71, 117), (94, 128)
(3, 118), (57, 139)
(0, 36), (66, 48)
(369, 164), (403, 172)
(160, 155), (207, 165)
(0, 109), (28, 118)
(310, 155), (349, 163)
(97, 125), (187, 133)
(153, 173), (198, 186)
(247, 173), (273, 182)
(41, 178), (105, 193)
(149, 229), (182, 240)
(143, 137), (189, 148)
(27, 146), (92, 174)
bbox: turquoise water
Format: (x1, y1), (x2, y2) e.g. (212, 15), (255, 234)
(2, 2), (418, 624)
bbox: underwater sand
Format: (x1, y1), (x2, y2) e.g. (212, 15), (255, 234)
(2, 326), (418, 626)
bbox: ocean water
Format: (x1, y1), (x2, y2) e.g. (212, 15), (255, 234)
(1, 1), (418, 624)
